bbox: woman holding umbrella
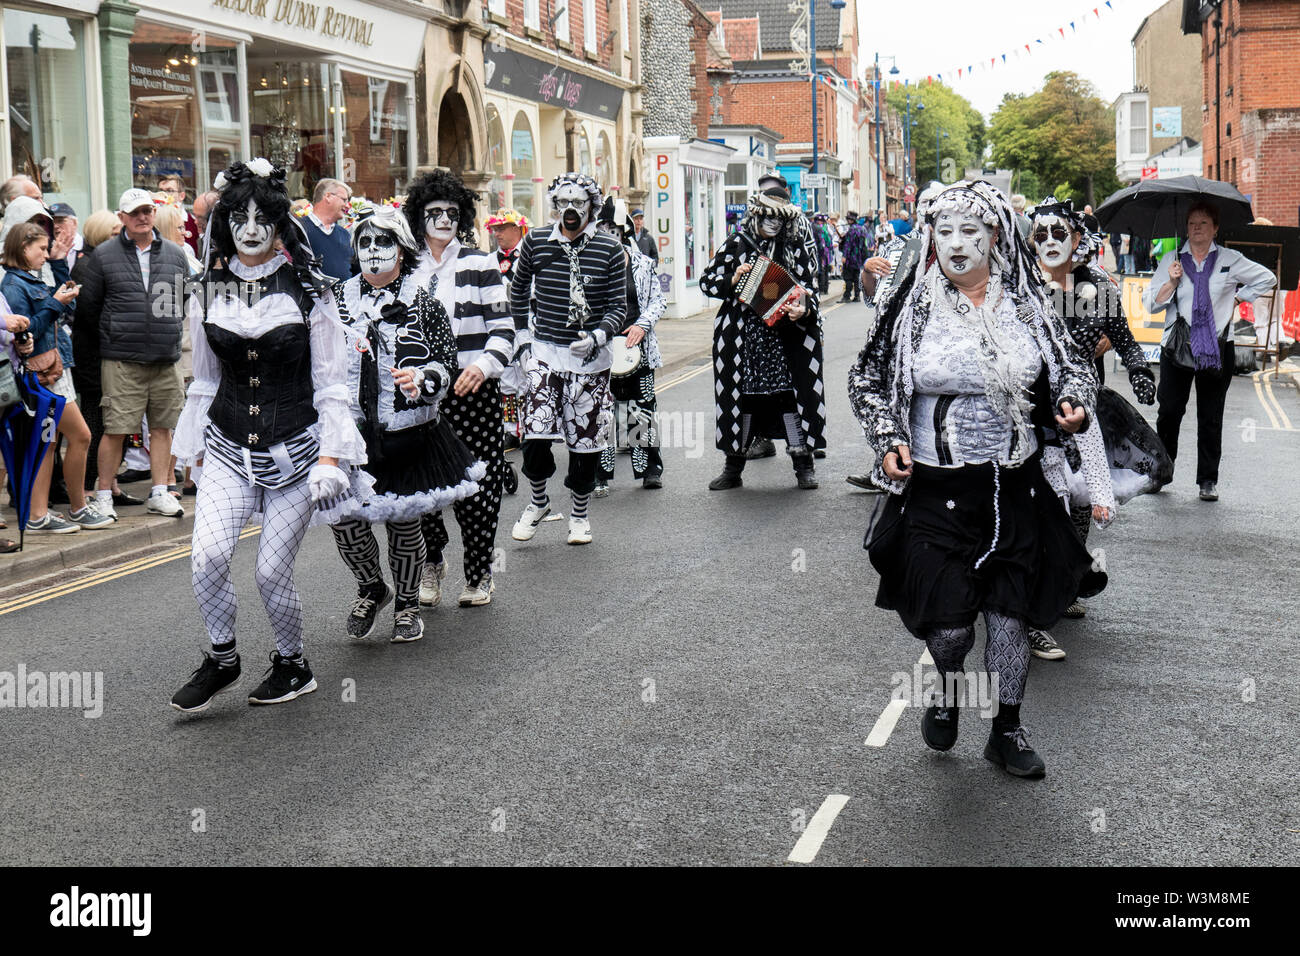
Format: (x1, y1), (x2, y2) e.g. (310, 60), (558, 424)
(1144, 201), (1275, 501)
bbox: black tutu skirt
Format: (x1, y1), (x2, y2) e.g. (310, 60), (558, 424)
(1096, 386), (1173, 502)
(865, 455), (1107, 639)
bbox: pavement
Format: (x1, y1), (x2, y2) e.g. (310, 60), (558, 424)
(2, 285), (1297, 866)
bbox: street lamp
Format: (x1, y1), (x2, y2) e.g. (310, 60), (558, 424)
(904, 98), (924, 214)
(936, 129), (949, 184)
(874, 53), (899, 223)
(807, 0), (847, 214)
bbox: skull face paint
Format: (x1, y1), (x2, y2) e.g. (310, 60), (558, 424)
(423, 201), (460, 242)
(356, 224), (401, 277)
(230, 198), (275, 259)
(1032, 214), (1077, 270)
(933, 210), (995, 281)
(757, 214), (783, 238)
(553, 183), (592, 232)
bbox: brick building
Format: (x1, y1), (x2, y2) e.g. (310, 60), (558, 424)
(1181, 0), (1300, 226)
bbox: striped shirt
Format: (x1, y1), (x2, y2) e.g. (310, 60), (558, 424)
(509, 224), (626, 348)
(413, 240), (513, 377)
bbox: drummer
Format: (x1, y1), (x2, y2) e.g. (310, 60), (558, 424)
(595, 198), (666, 493)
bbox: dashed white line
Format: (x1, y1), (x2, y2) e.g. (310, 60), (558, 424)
(788, 794), (851, 863)
(864, 698), (908, 747)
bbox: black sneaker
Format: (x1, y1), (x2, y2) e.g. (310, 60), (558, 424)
(346, 585), (392, 640)
(641, 473), (663, 490)
(1199, 481), (1218, 501)
(391, 606), (425, 643)
(744, 437), (776, 460)
(984, 725), (1047, 778)
(170, 654), (241, 713)
(921, 704), (959, 751)
(247, 652), (318, 705)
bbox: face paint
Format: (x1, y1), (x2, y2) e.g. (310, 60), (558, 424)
(1032, 214), (1075, 269)
(231, 197), (275, 258)
(553, 184), (591, 232)
(758, 214), (782, 238)
(356, 225), (401, 276)
(424, 201), (460, 241)
(933, 210), (994, 281)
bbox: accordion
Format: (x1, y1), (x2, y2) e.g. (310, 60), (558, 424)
(738, 256), (806, 325)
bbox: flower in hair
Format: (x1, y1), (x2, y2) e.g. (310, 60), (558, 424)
(246, 158), (274, 178)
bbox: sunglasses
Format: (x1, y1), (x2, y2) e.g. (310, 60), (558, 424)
(426, 206), (461, 222)
(1033, 226), (1069, 242)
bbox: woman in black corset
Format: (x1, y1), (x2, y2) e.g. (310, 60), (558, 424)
(168, 159), (366, 713)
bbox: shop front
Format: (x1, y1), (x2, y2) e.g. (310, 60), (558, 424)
(643, 135), (732, 319)
(0, 0), (105, 217)
(482, 40), (624, 228)
(126, 0), (428, 202)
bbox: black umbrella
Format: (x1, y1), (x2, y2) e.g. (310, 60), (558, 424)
(1094, 175), (1254, 240)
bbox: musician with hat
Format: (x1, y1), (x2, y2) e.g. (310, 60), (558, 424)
(700, 186), (825, 491)
(593, 197), (666, 494)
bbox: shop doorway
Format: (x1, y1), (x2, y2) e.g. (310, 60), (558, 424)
(437, 89), (473, 176)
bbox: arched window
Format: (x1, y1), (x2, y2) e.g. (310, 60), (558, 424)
(486, 104), (507, 213)
(577, 128), (592, 178)
(510, 111), (536, 224)
(596, 131), (613, 192)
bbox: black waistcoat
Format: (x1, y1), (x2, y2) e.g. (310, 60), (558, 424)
(202, 265), (318, 450)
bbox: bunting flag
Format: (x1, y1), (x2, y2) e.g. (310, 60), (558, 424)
(883, 0), (1133, 88)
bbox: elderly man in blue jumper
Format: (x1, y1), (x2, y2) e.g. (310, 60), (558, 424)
(301, 178), (353, 281)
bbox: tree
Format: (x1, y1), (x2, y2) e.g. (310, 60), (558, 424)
(886, 82), (986, 188)
(989, 71), (1121, 207)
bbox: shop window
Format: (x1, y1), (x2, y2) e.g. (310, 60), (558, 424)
(704, 170), (717, 264)
(249, 60), (332, 201)
(683, 169), (696, 283)
(486, 105), (508, 214)
(511, 112), (536, 225)
(341, 68), (409, 201)
(6, 10), (93, 217)
(596, 131), (612, 192)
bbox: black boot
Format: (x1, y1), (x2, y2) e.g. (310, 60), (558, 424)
(789, 446), (818, 489)
(745, 437), (776, 460)
(708, 455), (746, 490)
(984, 704), (1046, 779)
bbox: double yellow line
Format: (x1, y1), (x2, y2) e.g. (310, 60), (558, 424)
(0, 527), (260, 617)
(1252, 370), (1295, 431)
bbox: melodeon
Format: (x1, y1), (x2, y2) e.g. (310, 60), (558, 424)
(738, 255), (806, 325)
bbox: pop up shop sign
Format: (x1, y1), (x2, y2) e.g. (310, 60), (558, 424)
(484, 46), (623, 119)
(210, 0), (375, 47)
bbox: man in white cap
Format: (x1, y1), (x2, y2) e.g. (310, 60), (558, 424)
(76, 188), (190, 518)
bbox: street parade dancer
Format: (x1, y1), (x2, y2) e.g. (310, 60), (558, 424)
(508, 172), (626, 546)
(486, 208), (531, 495)
(595, 197), (666, 494)
(326, 206), (486, 644)
(169, 159), (366, 712)
(701, 185), (826, 491)
(1025, 197), (1170, 660)
(850, 180), (1106, 778)
(406, 171), (513, 608)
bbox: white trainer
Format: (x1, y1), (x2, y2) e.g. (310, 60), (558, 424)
(512, 502), (551, 541)
(147, 491), (184, 517)
(418, 560), (446, 607)
(567, 516), (592, 545)
(457, 575), (496, 607)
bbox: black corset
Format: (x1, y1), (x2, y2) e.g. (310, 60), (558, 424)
(206, 321), (317, 450)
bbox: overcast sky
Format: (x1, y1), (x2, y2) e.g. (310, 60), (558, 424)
(858, 0), (1169, 119)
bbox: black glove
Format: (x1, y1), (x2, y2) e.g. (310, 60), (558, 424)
(1129, 366), (1156, 406)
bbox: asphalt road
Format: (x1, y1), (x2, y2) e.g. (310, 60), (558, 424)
(2, 299), (1298, 866)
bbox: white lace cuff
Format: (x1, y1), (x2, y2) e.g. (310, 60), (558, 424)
(317, 398), (367, 465)
(172, 385), (217, 464)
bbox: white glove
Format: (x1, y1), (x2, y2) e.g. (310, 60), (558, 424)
(308, 463), (349, 503)
(569, 328), (607, 361)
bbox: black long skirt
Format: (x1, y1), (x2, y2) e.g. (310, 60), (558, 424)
(865, 455), (1106, 639)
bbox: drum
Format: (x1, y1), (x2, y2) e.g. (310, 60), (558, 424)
(609, 335), (646, 378)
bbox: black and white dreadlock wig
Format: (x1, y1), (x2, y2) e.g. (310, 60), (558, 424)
(404, 169), (480, 245)
(205, 159), (330, 296)
(1029, 196), (1100, 264)
(546, 172), (603, 220)
(741, 187), (804, 271)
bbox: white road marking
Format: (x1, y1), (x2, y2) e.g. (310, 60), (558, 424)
(920, 648), (934, 665)
(865, 698), (908, 747)
(788, 794), (851, 863)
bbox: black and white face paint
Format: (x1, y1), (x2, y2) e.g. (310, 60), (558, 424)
(1032, 214), (1075, 270)
(553, 183), (592, 232)
(933, 210), (994, 280)
(230, 197), (275, 258)
(757, 213), (783, 239)
(423, 201), (460, 242)
(356, 224), (401, 276)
